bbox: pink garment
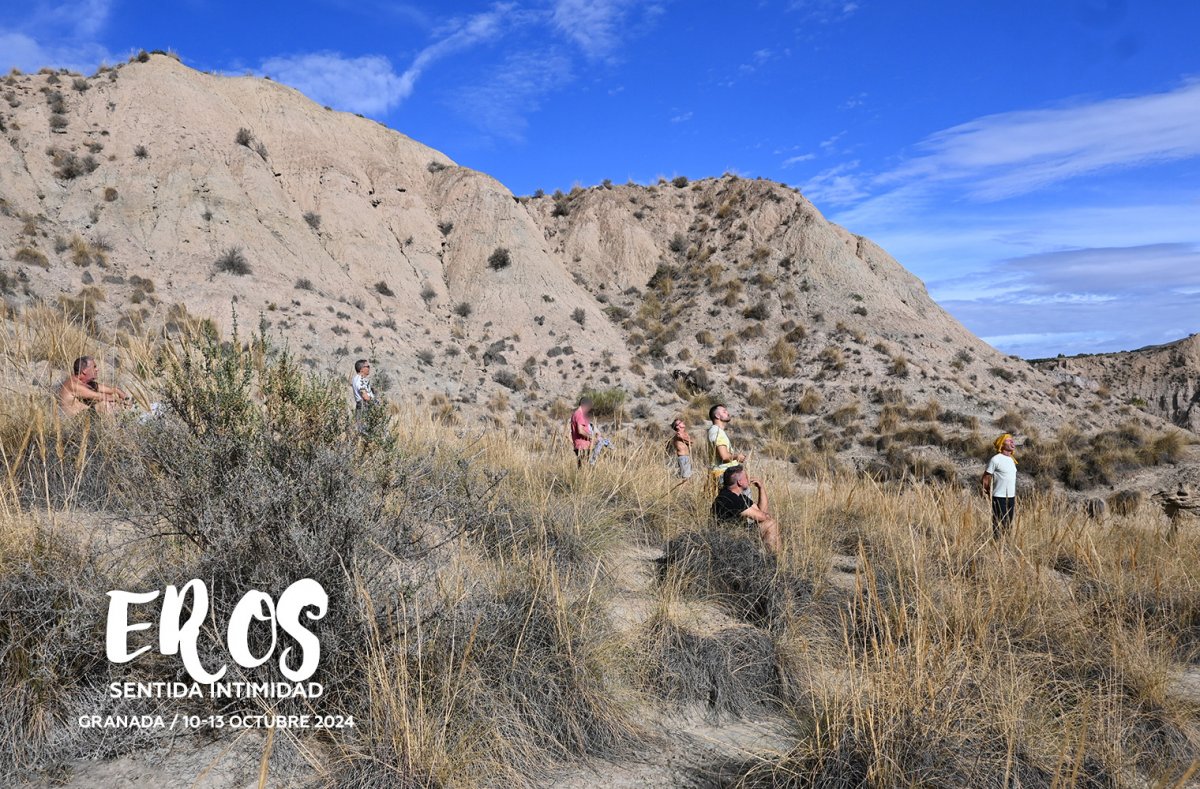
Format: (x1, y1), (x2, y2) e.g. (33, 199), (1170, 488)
(570, 407), (592, 450)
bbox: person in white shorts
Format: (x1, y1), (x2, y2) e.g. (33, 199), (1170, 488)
(669, 418), (693, 488)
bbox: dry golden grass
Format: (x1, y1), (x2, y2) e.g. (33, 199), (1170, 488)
(1, 307), (1198, 786)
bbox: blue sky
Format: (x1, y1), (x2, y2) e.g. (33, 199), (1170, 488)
(4, 1), (1199, 358)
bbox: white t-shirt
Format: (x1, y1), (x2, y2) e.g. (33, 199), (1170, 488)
(351, 373), (373, 404)
(986, 453), (1017, 498)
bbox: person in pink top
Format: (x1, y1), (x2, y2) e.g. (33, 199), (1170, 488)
(569, 397), (594, 468)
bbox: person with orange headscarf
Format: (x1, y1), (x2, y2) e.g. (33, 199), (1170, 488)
(981, 433), (1018, 538)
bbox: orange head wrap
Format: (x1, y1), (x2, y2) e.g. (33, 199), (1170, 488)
(993, 433), (1017, 464)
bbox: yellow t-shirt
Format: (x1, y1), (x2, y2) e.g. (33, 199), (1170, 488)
(708, 425), (737, 474)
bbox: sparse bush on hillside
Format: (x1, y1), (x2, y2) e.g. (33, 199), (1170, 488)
(420, 284), (436, 304)
(1021, 422), (1190, 490)
(48, 113), (67, 131)
(796, 388), (821, 415)
(71, 77), (88, 92)
(373, 281), (394, 297)
(889, 355), (909, 378)
(235, 127), (253, 147)
(214, 246), (251, 276)
(103, 187), (118, 202)
(1107, 489), (1143, 516)
(427, 160), (448, 173)
(671, 176), (689, 188)
(571, 307), (586, 327)
(295, 278), (314, 291)
(488, 247), (512, 271)
(494, 369), (525, 391)
(768, 338), (798, 377)
(50, 149), (99, 180)
(990, 366), (1017, 383)
(580, 387), (625, 418)
(819, 345), (845, 371)
(133, 144), (149, 159)
(669, 232), (686, 253)
(743, 301), (771, 321)
(303, 211), (321, 230)
(14, 247), (49, 268)
(438, 220), (454, 236)
(454, 302), (473, 318)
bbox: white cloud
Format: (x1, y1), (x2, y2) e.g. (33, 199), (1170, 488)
(260, 52), (410, 115)
(1, 0), (116, 72)
(933, 243), (1200, 356)
(262, 5), (513, 116)
(789, 0), (862, 23)
(882, 79), (1200, 200)
(453, 50), (574, 141)
(782, 152), (816, 167)
(670, 110), (693, 123)
(811, 82), (1200, 357)
(552, 0), (638, 59)
(801, 161), (866, 205)
(839, 92), (867, 110)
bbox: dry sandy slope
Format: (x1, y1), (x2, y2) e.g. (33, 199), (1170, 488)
(1033, 334), (1200, 434)
(1, 54), (1194, 486)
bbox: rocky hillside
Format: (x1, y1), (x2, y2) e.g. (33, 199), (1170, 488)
(1, 54), (1192, 486)
(1033, 334), (1200, 434)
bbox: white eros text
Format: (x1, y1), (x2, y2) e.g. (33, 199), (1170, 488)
(106, 578), (328, 683)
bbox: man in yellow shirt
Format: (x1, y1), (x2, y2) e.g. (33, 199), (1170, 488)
(707, 404), (745, 482)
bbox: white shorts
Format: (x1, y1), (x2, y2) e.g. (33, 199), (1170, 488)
(676, 455), (693, 479)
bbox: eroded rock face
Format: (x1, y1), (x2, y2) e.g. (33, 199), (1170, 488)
(0, 54), (1187, 466)
(1033, 335), (1200, 434)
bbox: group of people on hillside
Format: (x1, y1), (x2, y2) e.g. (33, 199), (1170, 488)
(571, 397), (1020, 554)
(56, 353), (1020, 553)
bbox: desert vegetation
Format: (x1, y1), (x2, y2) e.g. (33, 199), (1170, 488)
(0, 308), (1197, 787)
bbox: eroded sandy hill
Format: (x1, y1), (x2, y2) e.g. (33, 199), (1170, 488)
(1033, 334), (1200, 433)
(1, 54), (1192, 488)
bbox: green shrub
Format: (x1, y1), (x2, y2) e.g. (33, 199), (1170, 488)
(488, 247), (512, 271)
(214, 247), (251, 275)
(580, 387), (625, 418)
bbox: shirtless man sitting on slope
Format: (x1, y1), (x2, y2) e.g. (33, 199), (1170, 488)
(57, 356), (130, 417)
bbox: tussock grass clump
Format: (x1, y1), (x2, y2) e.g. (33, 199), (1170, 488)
(488, 247), (512, 270)
(579, 387), (625, 419)
(14, 246), (48, 268)
(336, 561), (639, 786)
(50, 149), (99, 179)
(1022, 422), (1192, 490)
(660, 529), (811, 626)
(640, 613), (780, 717)
(213, 246), (250, 275)
(2, 306), (1200, 785)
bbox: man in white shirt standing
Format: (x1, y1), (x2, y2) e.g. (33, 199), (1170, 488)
(351, 359), (377, 412)
(981, 433), (1018, 538)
